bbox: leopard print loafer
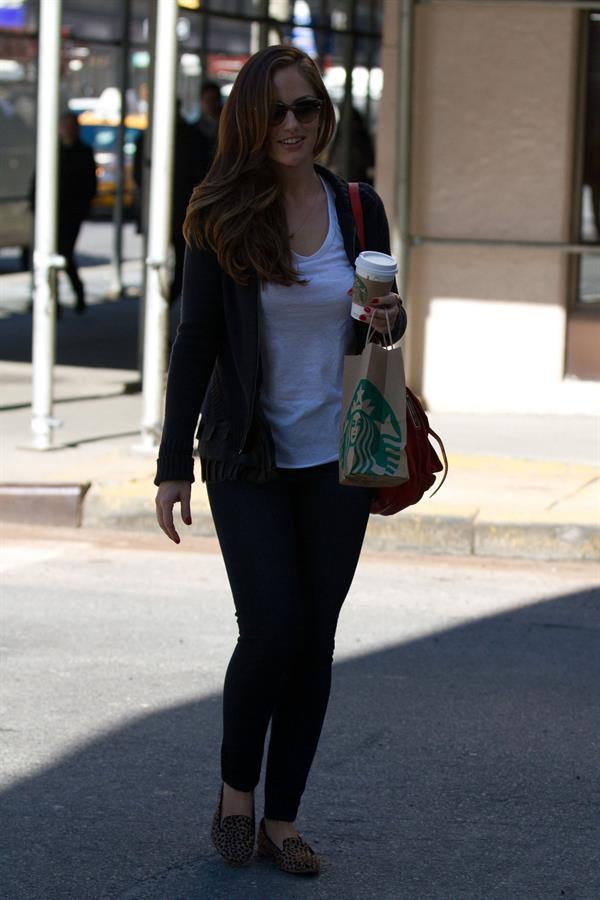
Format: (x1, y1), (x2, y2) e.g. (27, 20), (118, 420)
(256, 817), (320, 875)
(210, 782), (255, 867)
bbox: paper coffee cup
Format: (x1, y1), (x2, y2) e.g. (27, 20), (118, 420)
(351, 251), (398, 321)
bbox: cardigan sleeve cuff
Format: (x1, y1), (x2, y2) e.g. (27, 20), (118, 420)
(154, 441), (196, 486)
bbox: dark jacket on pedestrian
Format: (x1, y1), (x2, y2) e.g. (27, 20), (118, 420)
(154, 164), (406, 486)
(58, 138), (97, 223)
(29, 138), (97, 226)
(133, 114), (213, 239)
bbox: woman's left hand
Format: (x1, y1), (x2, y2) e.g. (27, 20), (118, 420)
(364, 292), (402, 336)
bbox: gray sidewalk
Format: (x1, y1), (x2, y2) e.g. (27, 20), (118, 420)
(0, 254), (599, 562)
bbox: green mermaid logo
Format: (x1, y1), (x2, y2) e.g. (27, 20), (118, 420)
(340, 379), (405, 476)
(352, 274), (369, 306)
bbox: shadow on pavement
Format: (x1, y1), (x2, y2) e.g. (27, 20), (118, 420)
(1, 587), (599, 899)
(0, 295), (140, 371)
(68, 253), (111, 268)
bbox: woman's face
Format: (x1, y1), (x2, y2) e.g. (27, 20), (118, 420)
(267, 65), (321, 169)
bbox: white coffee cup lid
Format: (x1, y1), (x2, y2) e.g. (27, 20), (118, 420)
(355, 251), (398, 280)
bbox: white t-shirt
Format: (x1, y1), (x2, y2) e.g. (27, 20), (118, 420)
(258, 177), (355, 468)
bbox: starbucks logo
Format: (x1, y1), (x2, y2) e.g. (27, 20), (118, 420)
(352, 275), (369, 306)
(340, 379), (404, 476)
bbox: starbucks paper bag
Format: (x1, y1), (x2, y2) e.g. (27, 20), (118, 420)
(339, 340), (409, 486)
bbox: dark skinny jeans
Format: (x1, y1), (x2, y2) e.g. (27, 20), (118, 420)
(206, 461), (373, 821)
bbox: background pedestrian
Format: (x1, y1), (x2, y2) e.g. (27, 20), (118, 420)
(56, 112), (97, 312)
(194, 80), (223, 148)
(30, 112), (97, 314)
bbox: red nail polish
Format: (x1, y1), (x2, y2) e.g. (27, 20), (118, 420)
(364, 307), (371, 313)
(372, 298), (379, 304)
(359, 314), (367, 321)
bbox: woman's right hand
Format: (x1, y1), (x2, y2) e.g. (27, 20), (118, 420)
(155, 480), (192, 544)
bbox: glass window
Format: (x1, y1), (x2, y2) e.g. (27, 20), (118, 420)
(63, 0), (122, 42)
(129, 0), (151, 44)
(580, 15), (600, 245)
(577, 13), (600, 308)
(356, 0), (380, 32)
(567, 12), (600, 381)
(0, 90), (35, 192)
(239, 0), (269, 15)
(203, 0), (248, 14)
(62, 43), (120, 107)
(268, 0), (292, 23)
(578, 256), (600, 305)
(0, 3), (37, 251)
(176, 12), (202, 49)
(206, 17), (253, 56)
(267, 24), (293, 47)
(328, 2), (350, 33)
(0, 0), (37, 31)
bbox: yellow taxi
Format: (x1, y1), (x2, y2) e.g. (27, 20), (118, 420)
(77, 111), (147, 211)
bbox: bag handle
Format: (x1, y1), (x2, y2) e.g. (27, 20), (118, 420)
(365, 307), (394, 348)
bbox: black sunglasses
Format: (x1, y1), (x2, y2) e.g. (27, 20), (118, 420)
(270, 98), (324, 127)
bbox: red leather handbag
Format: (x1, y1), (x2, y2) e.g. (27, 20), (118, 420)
(348, 182), (448, 515)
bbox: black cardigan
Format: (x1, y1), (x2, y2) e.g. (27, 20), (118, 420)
(154, 164), (407, 486)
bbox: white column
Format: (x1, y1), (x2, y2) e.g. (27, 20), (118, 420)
(395, 0), (415, 313)
(30, 0), (65, 450)
(138, 0), (179, 452)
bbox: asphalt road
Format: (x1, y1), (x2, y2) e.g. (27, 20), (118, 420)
(1, 526), (599, 900)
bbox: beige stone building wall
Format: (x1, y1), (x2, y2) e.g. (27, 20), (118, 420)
(376, 1), (599, 414)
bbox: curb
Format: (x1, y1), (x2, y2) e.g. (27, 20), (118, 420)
(1, 482), (598, 563)
(0, 483), (91, 528)
(473, 520), (600, 562)
(84, 501), (600, 563)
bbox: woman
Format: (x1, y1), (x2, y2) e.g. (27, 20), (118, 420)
(154, 45), (406, 876)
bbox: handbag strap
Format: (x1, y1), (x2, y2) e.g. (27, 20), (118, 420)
(349, 181), (394, 346)
(428, 426), (449, 497)
(349, 182), (366, 251)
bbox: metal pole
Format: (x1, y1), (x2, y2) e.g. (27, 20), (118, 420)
(137, 0), (178, 453)
(110, 0), (131, 297)
(137, 2), (157, 377)
(30, 0), (65, 450)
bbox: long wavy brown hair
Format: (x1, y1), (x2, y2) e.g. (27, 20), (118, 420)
(183, 45), (336, 286)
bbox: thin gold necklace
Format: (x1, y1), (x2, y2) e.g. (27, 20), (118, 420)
(288, 180), (324, 240)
